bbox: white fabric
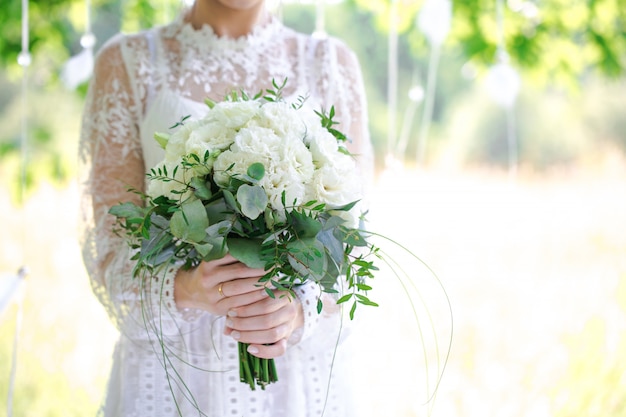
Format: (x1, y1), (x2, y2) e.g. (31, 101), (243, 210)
(79, 9), (373, 417)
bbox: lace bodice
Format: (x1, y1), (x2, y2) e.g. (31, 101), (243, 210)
(79, 9), (372, 417)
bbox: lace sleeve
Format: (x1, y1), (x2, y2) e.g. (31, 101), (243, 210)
(79, 36), (184, 340)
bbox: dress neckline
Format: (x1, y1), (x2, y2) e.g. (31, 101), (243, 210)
(162, 10), (284, 52)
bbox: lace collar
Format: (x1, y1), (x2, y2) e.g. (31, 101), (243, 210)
(162, 10), (285, 52)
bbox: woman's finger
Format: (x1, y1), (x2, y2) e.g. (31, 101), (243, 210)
(215, 276), (267, 298)
(246, 339), (288, 360)
(226, 323), (291, 346)
(215, 288), (269, 313)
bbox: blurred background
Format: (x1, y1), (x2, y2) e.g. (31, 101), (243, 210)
(1, 0), (625, 416)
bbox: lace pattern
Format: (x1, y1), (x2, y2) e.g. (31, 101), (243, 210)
(80, 9), (372, 417)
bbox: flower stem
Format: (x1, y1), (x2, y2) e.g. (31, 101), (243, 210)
(237, 342), (278, 390)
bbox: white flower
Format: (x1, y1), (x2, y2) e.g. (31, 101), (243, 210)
(308, 128), (342, 167)
(309, 162), (362, 227)
(163, 119), (204, 163)
(146, 160), (193, 201)
(186, 121), (236, 155)
(207, 100), (260, 129)
(255, 102), (308, 140)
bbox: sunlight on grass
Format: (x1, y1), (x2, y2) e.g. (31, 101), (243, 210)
(1, 162), (625, 416)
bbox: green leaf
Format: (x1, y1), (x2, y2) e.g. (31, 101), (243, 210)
(170, 199), (209, 242)
(333, 200), (359, 212)
(154, 132), (170, 149)
(227, 237), (265, 268)
(190, 177), (212, 200)
(200, 236), (227, 261)
(237, 184), (268, 220)
(247, 162), (265, 181)
(337, 293), (353, 304)
(290, 210), (323, 238)
(108, 202), (146, 220)
(355, 294), (379, 307)
(223, 189), (240, 213)
(206, 219), (232, 237)
(316, 229), (344, 265)
(349, 301), (357, 320)
(287, 238), (327, 279)
(193, 242), (214, 258)
(334, 227), (368, 247)
(204, 98), (216, 109)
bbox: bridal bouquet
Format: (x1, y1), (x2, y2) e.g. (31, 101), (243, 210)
(109, 80), (379, 390)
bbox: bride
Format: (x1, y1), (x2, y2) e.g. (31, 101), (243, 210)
(79, 0), (373, 416)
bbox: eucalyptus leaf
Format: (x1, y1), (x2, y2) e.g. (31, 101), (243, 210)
(190, 176), (212, 200)
(201, 236), (227, 261)
(223, 189), (240, 213)
(237, 184), (268, 220)
(193, 242), (214, 258)
(322, 215), (345, 231)
(206, 199), (231, 223)
(289, 210), (323, 237)
(141, 227), (175, 267)
(247, 162), (265, 181)
(109, 202), (146, 220)
(316, 228), (344, 265)
(170, 199), (209, 242)
(227, 237), (265, 269)
(334, 226), (368, 247)
(206, 220), (232, 238)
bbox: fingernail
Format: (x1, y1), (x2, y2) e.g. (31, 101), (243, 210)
(225, 318), (233, 327)
(227, 310), (237, 317)
(231, 330), (240, 340)
(247, 345), (259, 354)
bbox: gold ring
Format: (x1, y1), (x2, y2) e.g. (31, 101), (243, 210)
(218, 283), (225, 298)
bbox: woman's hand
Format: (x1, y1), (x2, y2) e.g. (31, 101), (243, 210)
(174, 254), (268, 316)
(224, 290), (304, 359)
(174, 254), (304, 359)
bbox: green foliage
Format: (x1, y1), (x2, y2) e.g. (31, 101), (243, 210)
(349, 0), (626, 83)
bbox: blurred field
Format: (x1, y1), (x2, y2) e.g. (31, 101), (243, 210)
(1, 161), (626, 416)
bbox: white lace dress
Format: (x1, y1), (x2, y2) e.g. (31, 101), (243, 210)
(79, 10), (373, 417)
